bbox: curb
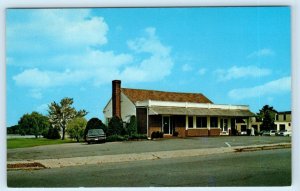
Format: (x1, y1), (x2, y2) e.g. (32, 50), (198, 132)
(7, 142), (291, 170)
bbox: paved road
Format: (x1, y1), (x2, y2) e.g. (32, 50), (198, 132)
(7, 136), (291, 161)
(7, 148), (291, 187)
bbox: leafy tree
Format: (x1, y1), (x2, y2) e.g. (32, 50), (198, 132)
(67, 117), (87, 142)
(257, 105), (277, 131)
(107, 116), (124, 136)
(84, 118), (107, 140)
(18, 112), (50, 138)
(48, 97), (88, 140)
(7, 125), (20, 134)
(127, 116), (137, 136)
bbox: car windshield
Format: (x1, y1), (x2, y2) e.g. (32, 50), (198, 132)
(87, 129), (104, 136)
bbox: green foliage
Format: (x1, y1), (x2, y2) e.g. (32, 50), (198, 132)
(127, 116), (137, 136)
(129, 133), (148, 140)
(84, 118), (107, 140)
(18, 112), (50, 138)
(45, 126), (61, 139)
(257, 105), (277, 131)
(106, 135), (128, 142)
(67, 117), (87, 142)
(48, 97), (88, 140)
(7, 125), (20, 134)
(151, 131), (164, 139)
(107, 116), (125, 136)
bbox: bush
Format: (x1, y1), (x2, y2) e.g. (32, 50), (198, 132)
(107, 116), (125, 136)
(106, 135), (128, 142)
(127, 116), (137, 136)
(172, 131), (179, 137)
(46, 127), (61, 139)
(67, 117), (87, 142)
(151, 131), (164, 139)
(129, 133), (148, 140)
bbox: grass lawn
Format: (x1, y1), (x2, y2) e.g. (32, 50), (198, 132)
(7, 138), (76, 149)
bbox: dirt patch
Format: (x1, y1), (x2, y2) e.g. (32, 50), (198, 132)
(7, 162), (46, 169)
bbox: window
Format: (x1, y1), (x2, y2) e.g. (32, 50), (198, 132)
(210, 117), (218, 128)
(276, 114), (279, 121)
(196, 117), (207, 128)
(283, 114), (286, 121)
(188, 116), (193, 128)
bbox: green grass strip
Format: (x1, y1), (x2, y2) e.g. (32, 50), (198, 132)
(7, 138), (76, 149)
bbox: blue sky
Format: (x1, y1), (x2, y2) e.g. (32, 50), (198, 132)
(6, 7), (291, 126)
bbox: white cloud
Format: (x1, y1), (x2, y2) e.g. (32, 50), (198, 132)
(7, 9), (108, 56)
(12, 24), (172, 89)
(215, 65), (271, 81)
(13, 68), (90, 88)
(9, 9), (173, 95)
(228, 76), (291, 100)
(247, 48), (274, 58)
(120, 27), (173, 82)
(182, 64), (192, 72)
(198, 68), (207, 75)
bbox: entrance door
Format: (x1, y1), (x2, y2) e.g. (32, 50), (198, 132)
(163, 116), (170, 134)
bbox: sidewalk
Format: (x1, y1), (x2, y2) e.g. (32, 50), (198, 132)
(7, 142), (291, 170)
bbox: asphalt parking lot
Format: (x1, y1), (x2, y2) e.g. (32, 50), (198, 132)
(7, 136), (291, 161)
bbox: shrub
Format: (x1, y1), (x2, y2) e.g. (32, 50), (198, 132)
(107, 116), (125, 136)
(106, 135), (128, 142)
(127, 116), (137, 136)
(151, 131), (164, 139)
(130, 133), (148, 140)
(172, 131), (179, 137)
(67, 117), (87, 142)
(46, 127), (61, 139)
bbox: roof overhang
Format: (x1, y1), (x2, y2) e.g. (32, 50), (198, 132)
(148, 106), (254, 117)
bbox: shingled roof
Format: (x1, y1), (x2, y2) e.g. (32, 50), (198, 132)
(121, 88), (213, 104)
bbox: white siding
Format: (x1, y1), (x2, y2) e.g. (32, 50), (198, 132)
(121, 93), (136, 122)
(103, 93), (136, 123)
(103, 99), (112, 119)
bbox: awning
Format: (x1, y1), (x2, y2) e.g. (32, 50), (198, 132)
(148, 106), (254, 117)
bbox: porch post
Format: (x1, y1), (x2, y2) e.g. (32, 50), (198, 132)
(207, 116), (210, 130)
(185, 115), (188, 130)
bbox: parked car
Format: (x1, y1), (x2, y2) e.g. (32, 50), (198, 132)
(258, 130), (266, 136)
(270, 130), (277, 136)
(239, 131), (247, 136)
(86, 129), (106, 144)
(277, 130), (292, 136)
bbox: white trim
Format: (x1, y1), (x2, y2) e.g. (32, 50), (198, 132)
(136, 100), (249, 110)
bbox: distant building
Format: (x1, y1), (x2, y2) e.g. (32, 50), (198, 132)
(237, 111), (292, 133)
(103, 80), (254, 137)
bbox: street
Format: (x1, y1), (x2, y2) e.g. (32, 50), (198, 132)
(7, 148), (291, 187)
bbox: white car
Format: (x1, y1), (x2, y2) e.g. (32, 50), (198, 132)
(269, 130), (277, 136)
(277, 130), (292, 137)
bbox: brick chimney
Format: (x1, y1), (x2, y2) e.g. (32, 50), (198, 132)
(112, 80), (121, 118)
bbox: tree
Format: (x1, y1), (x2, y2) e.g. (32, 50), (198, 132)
(107, 116), (124, 136)
(257, 105), (277, 131)
(7, 125), (20, 134)
(67, 117), (87, 142)
(48, 97), (88, 140)
(18, 112), (50, 138)
(127, 116), (137, 136)
(84, 118), (107, 140)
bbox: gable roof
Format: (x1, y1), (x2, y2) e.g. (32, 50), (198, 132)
(121, 88), (213, 104)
